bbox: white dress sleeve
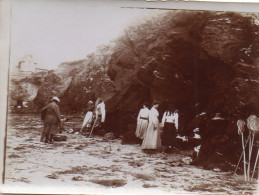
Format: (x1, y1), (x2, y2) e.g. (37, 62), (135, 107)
(137, 109), (142, 124)
(174, 113), (179, 130)
(101, 103), (106, 122)
(161, 112), (166, 126)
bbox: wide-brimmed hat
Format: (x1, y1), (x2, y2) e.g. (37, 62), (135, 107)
(212, 113), (224, 120)
(52, 96), (60, 102)
(215, 113), (221, 117)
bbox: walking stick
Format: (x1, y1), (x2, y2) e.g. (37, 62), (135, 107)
(251, 148), (259, 179)
(89, 115), (98, 137)
(234, 135), (250, 174)
(79, 126), (84, 132)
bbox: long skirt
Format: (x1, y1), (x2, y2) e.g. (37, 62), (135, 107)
(82, 111), (93, 128)
(135, 119), (149, 139)
(141, 122), (161, 149)
(161, 122), (177, 147)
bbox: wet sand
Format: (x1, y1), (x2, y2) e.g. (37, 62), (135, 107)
(3, 114), (258, 194)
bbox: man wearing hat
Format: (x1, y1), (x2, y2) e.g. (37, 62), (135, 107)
(41, 96), (61, 143)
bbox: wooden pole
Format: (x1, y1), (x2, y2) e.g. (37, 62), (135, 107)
(247, 131), (255, 181)
(234, 134), (249, 175)
(241, 133), (247, 181)
(247, 131), (251, 181)
(89, 115), (98, 137)
(251, 148), (259, 179)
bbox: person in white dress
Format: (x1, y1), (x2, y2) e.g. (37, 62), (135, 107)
(95, 99), (106, 123)
(80, 98), (106, 135)
(90, 98), (106, 134)
(141, 101), (162, 150)
(80, 101), (94, 133)
(135, 102), (150, 139)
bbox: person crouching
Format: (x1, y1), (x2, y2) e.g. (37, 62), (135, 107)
(41, 96), (61, 143)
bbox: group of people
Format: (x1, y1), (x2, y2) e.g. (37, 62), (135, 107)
(136, 101), (179, 151)
(80, 98), (106, 135)
(40, 96), (179, 150)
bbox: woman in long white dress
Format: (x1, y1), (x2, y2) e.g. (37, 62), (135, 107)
(80, 101), (94, 132)
(135, 102), (150, 139)
(141, 101), (162, 150)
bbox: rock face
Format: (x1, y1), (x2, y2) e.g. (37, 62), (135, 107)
(10, 82), (38, 102)
(9, 11), (259, 170)
(98, 11), (259, 169)
(102, 12), (259, 138)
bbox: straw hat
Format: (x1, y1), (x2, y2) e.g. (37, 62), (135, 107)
(52, 96), (60, 102)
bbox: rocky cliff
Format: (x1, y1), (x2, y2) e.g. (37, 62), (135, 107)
(9, 10), (259, 171)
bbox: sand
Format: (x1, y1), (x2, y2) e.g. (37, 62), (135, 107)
(3, 114), (258, 194)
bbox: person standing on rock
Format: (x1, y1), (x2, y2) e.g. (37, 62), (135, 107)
(141, 101), (162, 150)
(41, 96), (61, 143)
(161, 105), (179, 152)
(135, 102), (150, 139)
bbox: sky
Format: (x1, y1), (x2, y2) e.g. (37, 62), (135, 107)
(10, 0), (154, 70)
(9, 0), (259, 70)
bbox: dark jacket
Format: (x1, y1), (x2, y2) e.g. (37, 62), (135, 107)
(206, 117), (228, 138)
(41, 102), (61, 123)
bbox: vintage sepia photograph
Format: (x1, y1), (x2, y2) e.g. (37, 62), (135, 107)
(1, 0), (259, 194)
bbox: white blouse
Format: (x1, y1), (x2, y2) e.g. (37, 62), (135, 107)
(149, 107), (159, 125)
(137, 107), (150, 122)
(161, 111), (179, 130)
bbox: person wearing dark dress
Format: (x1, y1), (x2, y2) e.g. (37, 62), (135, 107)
(161, 105), (179, 151)
(197, 113), (228, 164)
